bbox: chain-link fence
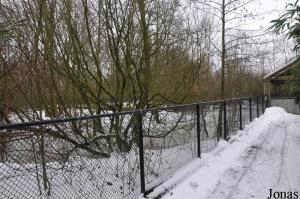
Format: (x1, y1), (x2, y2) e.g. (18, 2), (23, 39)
(0, 96), (267, 199)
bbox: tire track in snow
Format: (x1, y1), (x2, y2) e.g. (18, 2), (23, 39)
(208, 124), (274, 199)
(277, 124), (287, 185)
(224, 121), (291, 199)
(223, 128), (272, 199)
(285, 119), (300, 190)
(277, 124), (292, 190)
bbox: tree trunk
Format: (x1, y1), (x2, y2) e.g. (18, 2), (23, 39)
(217, 0), (226, 140)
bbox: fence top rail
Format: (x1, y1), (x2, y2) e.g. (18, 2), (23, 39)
(0, 96), (265, 130)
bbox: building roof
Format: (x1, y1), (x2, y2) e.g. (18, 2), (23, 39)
(263, 57), (300, 80)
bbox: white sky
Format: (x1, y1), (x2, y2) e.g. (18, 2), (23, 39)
(249, 0), (291, 31)
(254, 0), (297, 69)
(183, 0), (296, 71)
(227, 0), (297, 71)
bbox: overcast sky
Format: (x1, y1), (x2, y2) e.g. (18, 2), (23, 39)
(250, 0), (291, 31)
(184, 0), (296, 70)
(234, 0), (297, 70)
(230, 0), (293, 30)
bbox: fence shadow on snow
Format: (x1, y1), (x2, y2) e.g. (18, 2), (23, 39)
(0, 96), (267, 199)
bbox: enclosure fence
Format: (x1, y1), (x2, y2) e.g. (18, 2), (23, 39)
(0, 96), (267, 199)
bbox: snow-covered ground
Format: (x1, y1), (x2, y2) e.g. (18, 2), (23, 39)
(0, 101), (264, 199)
(146, 107), (300, 199)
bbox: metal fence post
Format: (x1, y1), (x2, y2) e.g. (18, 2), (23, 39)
(262, 96), (264, 113)
(137, 111), (145, 194)
(239, 99), (242, 130)
(249, 97), (252, 122)
(196, 104), (201, 158)
(266, 95), (269, 108)
(256, 96), (259, 117)
(223, 101), (227, 140)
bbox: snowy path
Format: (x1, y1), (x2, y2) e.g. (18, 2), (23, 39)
(147, 108), (300, 199)
(208, 113), (300, 199)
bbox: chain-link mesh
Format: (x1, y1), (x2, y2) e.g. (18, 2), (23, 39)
(0, 113), (141, 199)
(251, 97), (257, 121)
(226, 100), (240, 137)
(199, 103), (219, 153)
(241, 98), (251, 128)
(0, 96), (266, 198)
(143, 105), (197, 190)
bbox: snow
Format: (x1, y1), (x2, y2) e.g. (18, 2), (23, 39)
(0, 107), (218, 199)
(2, 106), (298, 199)
(146, 107), (300, 199)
